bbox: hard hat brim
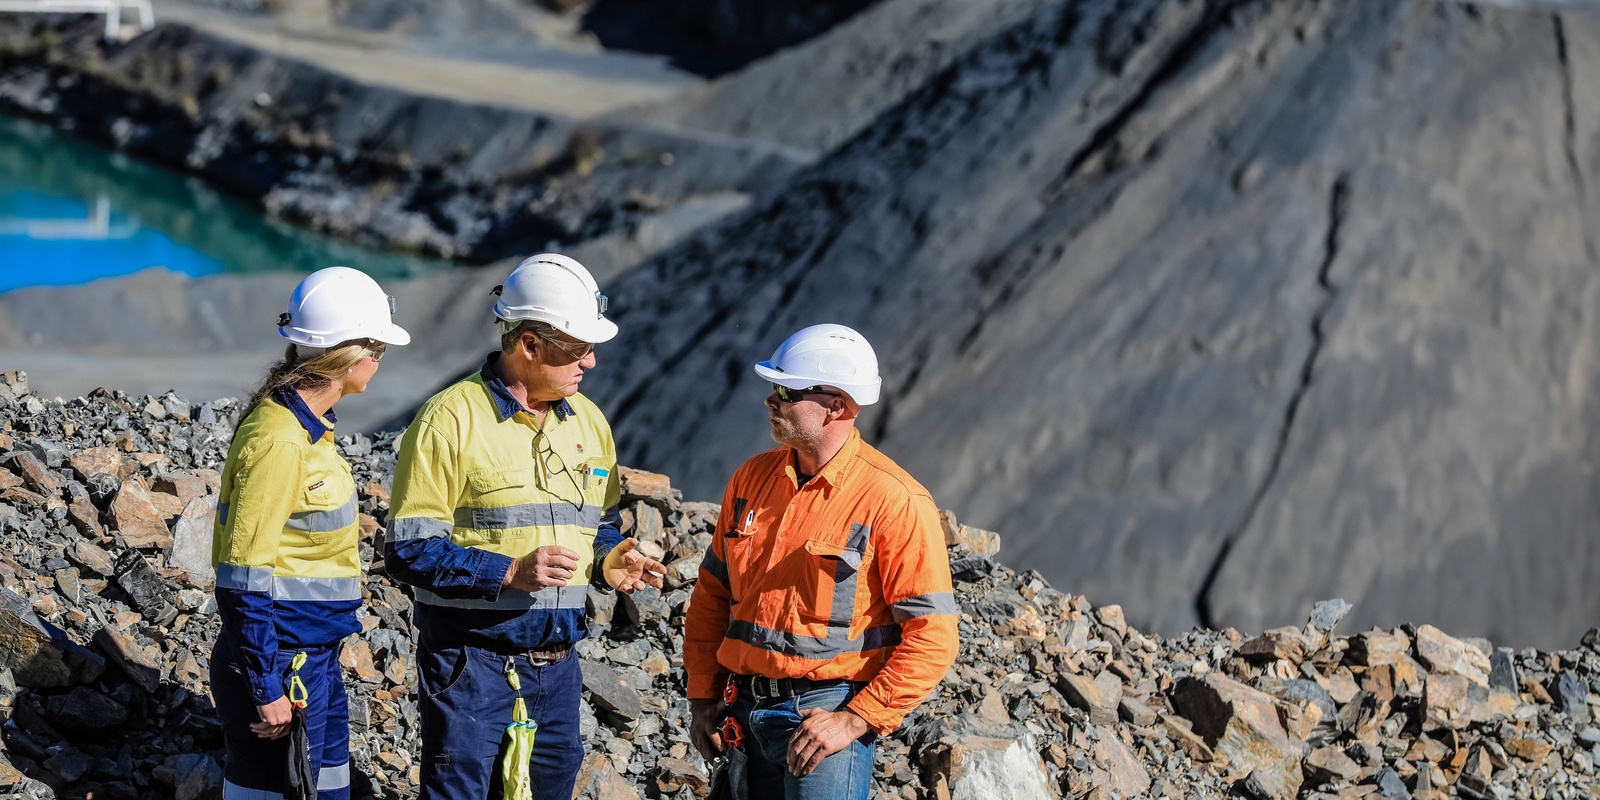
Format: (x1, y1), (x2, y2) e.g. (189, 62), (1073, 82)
(561, 316), (618, 345)
(754, 362), (815, 390)
(374, 323), (411, 346)
(753, 362), (881, 406)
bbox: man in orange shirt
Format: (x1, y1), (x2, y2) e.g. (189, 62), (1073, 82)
(684, 324), (959, 800)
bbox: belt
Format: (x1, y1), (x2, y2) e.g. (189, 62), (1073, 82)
(525, 645), (572, 665)
(736, 674), (851, 703)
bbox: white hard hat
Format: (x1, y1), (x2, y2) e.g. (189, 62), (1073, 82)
(492, 253), (618, 344)
(754, 324), (881, 406)
(278, 267), (411, 347)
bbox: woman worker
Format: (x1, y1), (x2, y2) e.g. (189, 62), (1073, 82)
(209, 267), (410, 800)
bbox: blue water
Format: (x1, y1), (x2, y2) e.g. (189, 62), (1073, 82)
(0, 114), (453, 293)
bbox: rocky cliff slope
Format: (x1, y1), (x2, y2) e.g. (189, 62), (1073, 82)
(584, 0), (1600, 649)
(3, 376), (1600, 800)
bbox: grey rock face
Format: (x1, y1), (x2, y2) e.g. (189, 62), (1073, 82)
(573, 0), (1600, 650)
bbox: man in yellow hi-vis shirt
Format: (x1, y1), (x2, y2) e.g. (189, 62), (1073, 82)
(385, 253), (665, 800)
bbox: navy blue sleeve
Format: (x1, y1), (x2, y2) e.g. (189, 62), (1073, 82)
(215, 585), (283, 705)
(384, 534), (515, 600)
(590, 506), (625, 591)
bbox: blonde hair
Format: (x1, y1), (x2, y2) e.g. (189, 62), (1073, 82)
(242, 340), (381, 419)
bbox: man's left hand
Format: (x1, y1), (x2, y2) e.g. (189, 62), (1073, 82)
(787, 708), (870, 776)
(602, 538), (666, 593)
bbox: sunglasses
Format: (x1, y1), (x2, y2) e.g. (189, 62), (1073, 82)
(539, 335), (595, 361)
(772, 383), (841, 404)
(366, 341), (387, 362)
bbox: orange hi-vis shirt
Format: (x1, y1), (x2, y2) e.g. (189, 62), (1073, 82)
(684, 429), (959, 735)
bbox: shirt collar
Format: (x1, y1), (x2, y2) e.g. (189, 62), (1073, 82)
(786, 428), (862, 489)
(272, 386), (335, 443)
(480, 352), (574, 423)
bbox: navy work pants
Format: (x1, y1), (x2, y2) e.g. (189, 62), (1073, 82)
(211, 632), (351, 800)
(416, 636), (584, 800)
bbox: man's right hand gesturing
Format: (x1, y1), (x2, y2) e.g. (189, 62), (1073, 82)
(503, 545), (583, 591)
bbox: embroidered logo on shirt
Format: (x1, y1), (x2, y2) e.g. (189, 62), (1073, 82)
(307, 481), (325, 491)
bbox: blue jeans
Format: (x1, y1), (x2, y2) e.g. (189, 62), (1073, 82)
(210, 632), (351, 800)
(416, 637), (583, 800)
(731, 683), (877, 800)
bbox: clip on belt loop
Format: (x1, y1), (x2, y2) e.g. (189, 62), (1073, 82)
(286, 651), (309, 710)
(502, 658), (538, 800)
(719, 716), (745, 751)
(722, 675), (738, 704)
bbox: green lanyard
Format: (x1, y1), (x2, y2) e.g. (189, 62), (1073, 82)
(287, 652), (309, 708)
(502, 658), (539, 800)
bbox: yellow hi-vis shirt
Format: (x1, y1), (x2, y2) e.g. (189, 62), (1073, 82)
(212, 393), (361, 703)
(386, 368), (621, 646)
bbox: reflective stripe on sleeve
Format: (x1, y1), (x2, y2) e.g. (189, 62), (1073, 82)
(285, 493), (358, 532)
(700, 545), (729, 586)
(216, 563), (273, 592)
(413, 584), (589, 611)
(725, 620), (902, 661)
(890, 592), (959, 622)
(318, 762), (351, 791)
(453, 502), (601, 530)
(272, 576), (362, 602)
(388, 517), (453, 542)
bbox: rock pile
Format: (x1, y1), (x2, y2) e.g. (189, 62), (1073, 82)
(0, 370), (1597, 800)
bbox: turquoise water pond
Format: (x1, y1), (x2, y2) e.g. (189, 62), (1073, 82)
(0, 114), (453, 294)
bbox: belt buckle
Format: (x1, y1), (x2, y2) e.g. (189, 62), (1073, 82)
(526, 646), (567, 665)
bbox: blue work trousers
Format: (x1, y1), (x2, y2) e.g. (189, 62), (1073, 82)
(730, 683), (877, 800)
(416, 638), (584, 800)
(210, 632), (351, 800)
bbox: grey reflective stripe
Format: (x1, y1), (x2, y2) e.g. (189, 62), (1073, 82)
(454, 503), (601, 530)
(217, 502), (231, 526)
(285, 493), (358, 532)
(389, 516), (452, 542)
(827, 523), (872, 629)
(272, 576), (362, 602)
(215, 563), (272, 592)
(701, 545), (729, 586)
(890, 592), (959, 622)
(413, 585), (588, 611)
(318, 763), (350, 790)
(726, 620), (902, 660)
(223, 780), (284, 800)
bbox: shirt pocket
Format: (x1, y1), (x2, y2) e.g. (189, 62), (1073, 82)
(460, 468), (532, 544)
(797, 537), (866, 627)
(466, 467), (529, 496)
(297, 479), (354, 545)
(578, 458), (614, 511)
(722, 534), (757, 599)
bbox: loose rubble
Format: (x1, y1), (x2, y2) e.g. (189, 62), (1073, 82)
(0, 370), (1596, 799)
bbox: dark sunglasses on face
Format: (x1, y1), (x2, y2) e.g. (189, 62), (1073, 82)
(366, 341), (386, 362)
(772, 383), (841, 404)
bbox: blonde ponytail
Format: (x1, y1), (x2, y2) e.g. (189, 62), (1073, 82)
(242, 340), (381, 419)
